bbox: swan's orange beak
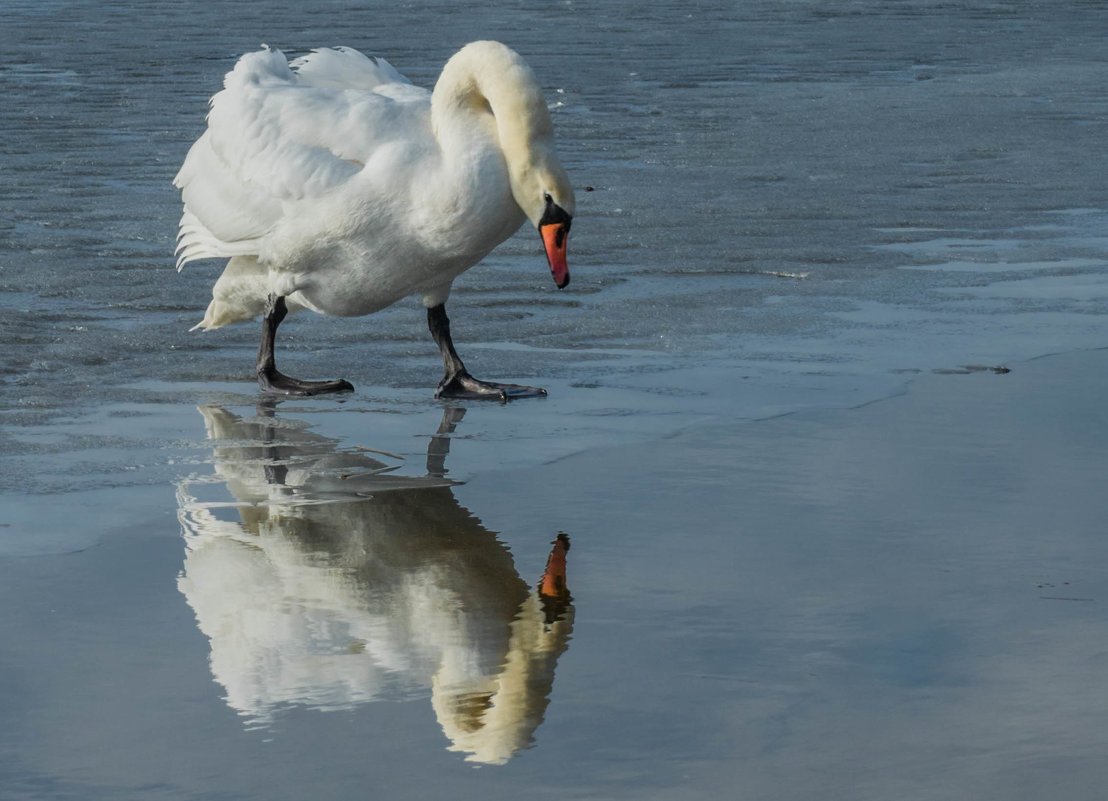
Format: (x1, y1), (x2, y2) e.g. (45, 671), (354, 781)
(541, 223), (570, 289)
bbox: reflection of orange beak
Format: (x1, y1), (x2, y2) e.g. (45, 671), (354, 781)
(539, 533), (570, 599)
(540, 223), (570, 288)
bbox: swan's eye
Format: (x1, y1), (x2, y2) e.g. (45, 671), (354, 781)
(538, 194), (572, 228)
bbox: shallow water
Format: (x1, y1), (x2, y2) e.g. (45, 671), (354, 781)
(3, 2), (1108, 799)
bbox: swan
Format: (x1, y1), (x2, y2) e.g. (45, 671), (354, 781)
(173, 41), (575, 400)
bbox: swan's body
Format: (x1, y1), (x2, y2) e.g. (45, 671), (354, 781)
(174, 42), (574, 399)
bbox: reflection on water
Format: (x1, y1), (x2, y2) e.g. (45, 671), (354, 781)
(176, 404), (573, 765)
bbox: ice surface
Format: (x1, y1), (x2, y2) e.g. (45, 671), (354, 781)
(3, 2), (1108, 797)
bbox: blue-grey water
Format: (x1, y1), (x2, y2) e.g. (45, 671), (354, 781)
(3, 2), (1108, 799)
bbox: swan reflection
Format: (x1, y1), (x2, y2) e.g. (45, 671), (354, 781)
(177, 404), (573, 765)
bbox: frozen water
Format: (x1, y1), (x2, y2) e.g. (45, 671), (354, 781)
(2, 2), (1106, 435)
(2, 2), (1108, 798)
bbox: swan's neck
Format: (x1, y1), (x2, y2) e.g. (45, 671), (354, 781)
(430, 42), (562, 224)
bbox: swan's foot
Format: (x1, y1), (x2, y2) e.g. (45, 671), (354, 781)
(257, 366), (354, 397)
(426, 305), (546, 401)
(435, 371), (547, 402)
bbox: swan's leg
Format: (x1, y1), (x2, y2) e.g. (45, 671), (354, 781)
(256, 295), (354, 396)
(427, 304), (547, 401)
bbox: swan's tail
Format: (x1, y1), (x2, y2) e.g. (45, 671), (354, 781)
(189, 256), (273, 330)
(175, 208), (261, 272)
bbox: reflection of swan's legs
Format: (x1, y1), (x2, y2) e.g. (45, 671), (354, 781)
(256, 295), (355, 396)
(427, 406), (467, 477)
(255, 398), (279, 418)
(253, 400), (288, 486)
(428, 304), (547, 402)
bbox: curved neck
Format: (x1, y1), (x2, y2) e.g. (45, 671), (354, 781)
(430, 41), (555, 182)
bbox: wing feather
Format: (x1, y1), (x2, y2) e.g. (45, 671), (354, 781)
(290, 46), (412, 90)
(174, 46), (430, 269)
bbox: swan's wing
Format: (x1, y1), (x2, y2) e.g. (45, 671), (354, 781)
(290, 46), (412, 91)
(173, 47), (430, 269)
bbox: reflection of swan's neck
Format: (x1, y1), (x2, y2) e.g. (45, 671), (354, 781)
(432, 535), (574, 765)
(432, 588), (574, 765)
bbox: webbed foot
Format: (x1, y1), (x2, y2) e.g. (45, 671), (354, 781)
(435, 371), (547, 402)
(257, 366), (354, 397)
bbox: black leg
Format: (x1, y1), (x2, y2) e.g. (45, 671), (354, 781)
(256, 295), (354, 396)
(426, 304), (547, 401)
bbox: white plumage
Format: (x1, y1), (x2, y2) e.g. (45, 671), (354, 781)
(174, 41), (575, 399)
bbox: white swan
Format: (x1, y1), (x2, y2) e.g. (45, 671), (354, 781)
(173, 41), (575, 399)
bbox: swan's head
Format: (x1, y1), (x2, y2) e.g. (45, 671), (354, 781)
(508, 152), (574, 288)
(497, 103), (574, 288)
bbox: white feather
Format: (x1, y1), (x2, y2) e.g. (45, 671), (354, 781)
(290, 46), (412, 90)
